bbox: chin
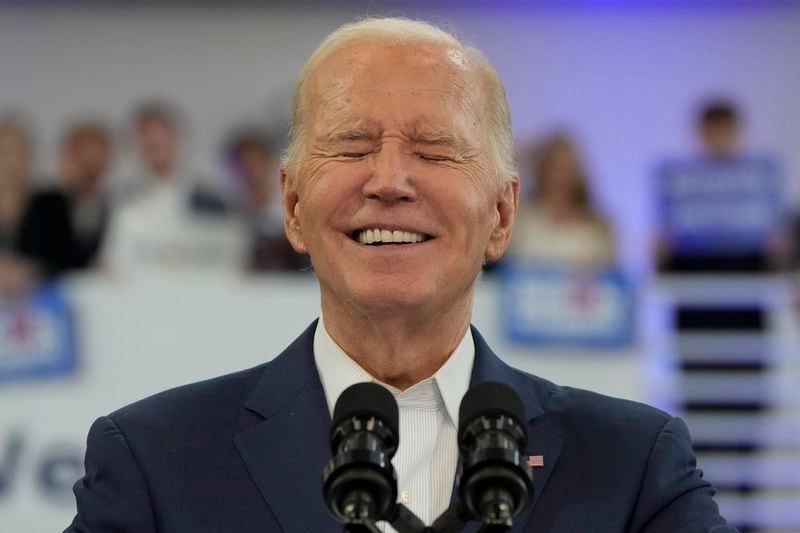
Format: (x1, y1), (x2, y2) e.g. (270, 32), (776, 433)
(347, 282), (433, 316)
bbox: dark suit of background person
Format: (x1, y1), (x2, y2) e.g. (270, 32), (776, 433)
(14, 120), (113, 278)
(15, 188), (109, 277)
(67, 17), (735, 533)
(66, 321), (734, 533)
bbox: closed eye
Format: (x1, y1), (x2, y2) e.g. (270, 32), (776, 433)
(337, 152), (369, 159)
(416, 152), (451, 162)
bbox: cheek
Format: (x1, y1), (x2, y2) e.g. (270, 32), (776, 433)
(430, 182), (496, 240)
(296, 165), (366, 234)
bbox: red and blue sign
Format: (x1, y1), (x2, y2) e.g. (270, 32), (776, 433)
(0, 284), (77, 382)
(500, 262), (634, 347)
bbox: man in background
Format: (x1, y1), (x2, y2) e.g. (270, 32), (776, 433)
(225, 128), (307, 272)
(656, 100), (787, 272)
(15, 120), (112, 278)
(102, 102), (244, 276)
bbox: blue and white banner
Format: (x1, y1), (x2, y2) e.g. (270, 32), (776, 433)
(499, 263), (634, 347)
(0, 284), (77, 382)
(657, 156), (785, 254)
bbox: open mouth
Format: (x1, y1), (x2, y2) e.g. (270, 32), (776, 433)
(351, 228), (432, 245)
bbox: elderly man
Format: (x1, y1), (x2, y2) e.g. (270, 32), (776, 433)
(66, 18), (734, 533)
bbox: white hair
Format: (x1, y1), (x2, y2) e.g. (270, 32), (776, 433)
(282, 17), (517, 185)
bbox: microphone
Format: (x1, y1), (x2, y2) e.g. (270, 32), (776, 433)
(457, 381), (533, 530)
(323, 382), (399, 528)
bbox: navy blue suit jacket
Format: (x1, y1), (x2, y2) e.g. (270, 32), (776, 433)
(66, 321), (735, 532)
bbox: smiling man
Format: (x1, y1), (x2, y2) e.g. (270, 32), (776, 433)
(66, 18), (735, 533)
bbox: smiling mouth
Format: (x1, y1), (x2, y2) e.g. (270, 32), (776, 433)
(351, 228), (432, 245)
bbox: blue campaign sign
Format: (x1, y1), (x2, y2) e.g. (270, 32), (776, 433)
(499, 263), (634, 348)
(657, 156), (785, 254)
(0, 284), (77, 382)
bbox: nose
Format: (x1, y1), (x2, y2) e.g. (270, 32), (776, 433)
(361, 146), (417, 203)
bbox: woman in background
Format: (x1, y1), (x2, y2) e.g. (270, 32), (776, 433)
(0, 114), (36, 299)
(508, 133), (616, 269)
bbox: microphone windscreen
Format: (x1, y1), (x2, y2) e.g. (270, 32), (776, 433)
(332, 382), (399, 438)
(458, 381), (525, 440)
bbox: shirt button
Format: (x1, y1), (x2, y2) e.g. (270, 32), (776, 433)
(400, 490), (412, 504)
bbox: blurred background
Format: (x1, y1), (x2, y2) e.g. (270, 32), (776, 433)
(1, 1), (799, 531)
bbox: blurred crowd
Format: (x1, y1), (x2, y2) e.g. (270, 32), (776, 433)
(0, 97), (792, 300)
(0, 101), (309, 300)
(507, 99), (792, 275)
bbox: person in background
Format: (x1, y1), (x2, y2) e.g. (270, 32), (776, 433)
(225, 128), (307, 272)
(697, 102), (741, 160)
(507, 133), (616, 269)
(656, 101), (788, 272)
(102, 101), (244, 276)
(0, 113), (36, 299)
(15, 120), (112, 277)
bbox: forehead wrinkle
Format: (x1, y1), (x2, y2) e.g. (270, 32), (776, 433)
(316, 44), (481, 108)
(308, 58), (487, 151)
(444, 72), (482, 122)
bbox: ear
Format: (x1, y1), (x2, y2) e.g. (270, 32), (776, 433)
(484, 176), (519, 263)
(280, 166), (308, 254)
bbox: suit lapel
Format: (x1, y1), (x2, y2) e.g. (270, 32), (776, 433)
(469, 327), (564, 531)
(234, 321), (340, 533)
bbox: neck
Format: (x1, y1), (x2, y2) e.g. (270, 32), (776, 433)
(67, 180), (99, 203)
(321, 294), (473, 390)
(150, 165), (175, 182)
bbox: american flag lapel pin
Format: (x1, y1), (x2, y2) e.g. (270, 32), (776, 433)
(528, 455), (544, 468)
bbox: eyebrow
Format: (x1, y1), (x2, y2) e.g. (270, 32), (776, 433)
(315, 128), (376, 152)
(329, 128), (375, 142)
(411, 127), (471, 153)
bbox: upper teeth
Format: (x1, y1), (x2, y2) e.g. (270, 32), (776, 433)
(357, 229), (427, 244)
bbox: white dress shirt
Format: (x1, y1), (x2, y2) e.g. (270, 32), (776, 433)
(314, 318), (475, 530)
(103, 177), (246, 277)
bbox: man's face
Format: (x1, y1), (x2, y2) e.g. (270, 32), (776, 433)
(237, 146), (273, 203)
(68, 138), (112, 193)
(80, 138), (112, 179)
(282, 40), (517, 318)
(136, 117), (179, 177)
(700, 120), (739, 158)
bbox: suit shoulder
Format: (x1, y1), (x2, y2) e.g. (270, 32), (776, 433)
(510, 368), (671, 440)
(108, 363), (268, 432)
(21, 188), (69, 218)
(30, 187), (67, 203)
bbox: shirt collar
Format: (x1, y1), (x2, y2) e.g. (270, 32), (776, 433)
(313, 316), (474, 426)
